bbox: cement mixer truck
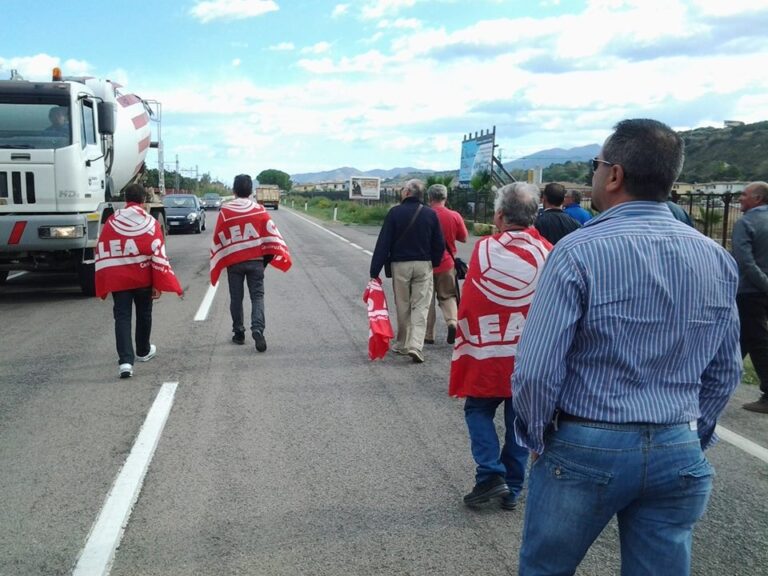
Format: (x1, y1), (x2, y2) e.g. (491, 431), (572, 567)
(0, 68), (166, 295)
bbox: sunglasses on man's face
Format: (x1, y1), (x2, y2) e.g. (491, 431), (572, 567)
(590, 157), (615, 172)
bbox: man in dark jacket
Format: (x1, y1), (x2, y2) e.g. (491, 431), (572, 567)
(535, 182), (581, 244)
(370, 179), (445, 363)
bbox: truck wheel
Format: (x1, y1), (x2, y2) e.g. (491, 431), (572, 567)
(154, 212), (167, 237)
(0, 271), (8, 285)
(77, 262), (96, 297)
(274, 204), (279, 210)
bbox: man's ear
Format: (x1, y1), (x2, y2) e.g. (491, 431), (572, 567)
(605, 164), (624, 195)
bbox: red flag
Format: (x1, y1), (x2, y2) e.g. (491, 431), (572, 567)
(95, 204), (183, 299)
(449, 228), (551, 397)
(363, 278), (394, 360)
(210, 198), (292, 285)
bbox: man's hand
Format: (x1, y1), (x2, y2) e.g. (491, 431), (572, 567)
(530, 451), (540, 463)
(151, 287), (162, 300)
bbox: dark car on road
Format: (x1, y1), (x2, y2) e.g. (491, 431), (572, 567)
(201, 193), (222, 210)
(163, 194), (206, 234)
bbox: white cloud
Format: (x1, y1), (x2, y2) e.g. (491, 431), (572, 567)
(332, 3), (350, 17)
(232, 58), (241, 67)
(0, 54), (92, 80)
(361, 0), (417, 20)
(269, 42), (295, 51)
(301, 42), (332, 55)
(190, 0), (278, 23)
(378, 17), (421, 29)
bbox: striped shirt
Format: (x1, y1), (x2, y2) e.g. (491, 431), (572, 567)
(512, 201), (742, 454)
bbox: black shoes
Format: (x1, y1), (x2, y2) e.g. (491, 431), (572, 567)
(463, 475), (509, 506)
(743, 394), (768, 414)
(447, 324), (457, 345)
(500, 493), (517, 510)
(232, 330), (245, 345)
(254, 332), (267, 352)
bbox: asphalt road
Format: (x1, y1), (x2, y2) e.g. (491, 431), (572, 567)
(1, 207), (767, 576)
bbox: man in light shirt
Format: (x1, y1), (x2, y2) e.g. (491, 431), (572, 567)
(513, 119), (742, 575)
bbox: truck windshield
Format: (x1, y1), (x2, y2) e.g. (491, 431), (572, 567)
(0, 102), (72, 149)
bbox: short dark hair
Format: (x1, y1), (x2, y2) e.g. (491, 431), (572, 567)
(543, 182), (566, 206)
(603, 119), (684, 201)
(233, 174), (253, 198)
(124, 183), (146, 204)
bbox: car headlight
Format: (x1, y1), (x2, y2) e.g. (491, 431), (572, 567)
(187, 213), (198, 221)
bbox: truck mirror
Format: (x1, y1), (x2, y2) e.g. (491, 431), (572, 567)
(98, 102), (115, 135)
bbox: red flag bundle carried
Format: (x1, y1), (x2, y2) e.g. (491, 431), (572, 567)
(363, 278), (394, 360)
(95, 204), (183, 299)
(449, 228), (551, 397)
(210, 198), (292, 285)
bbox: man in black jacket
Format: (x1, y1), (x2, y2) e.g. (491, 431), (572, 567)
(535, 182), (581, 245)
(370, 179), (445, 363)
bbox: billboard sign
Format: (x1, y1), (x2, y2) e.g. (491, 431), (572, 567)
(459, 130), (495, 185)
(349, 176), (381, 200)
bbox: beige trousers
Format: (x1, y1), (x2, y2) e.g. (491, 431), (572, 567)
(391, 260), (434, 352)
(426, 268), (458, 341)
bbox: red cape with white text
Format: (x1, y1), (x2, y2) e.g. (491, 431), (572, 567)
(209, 198), (292, 285)
(363, 278), (394, 360)
(449, 228), (551, 398)
(94, 204), (183, 299)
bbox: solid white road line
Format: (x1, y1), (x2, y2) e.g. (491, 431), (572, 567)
(716, 424), (768, 465)
(7, 271), (26, 280)
(194, 282), (219, 322)
(284, 209), (377, 259)
(72, 382), (178, 576)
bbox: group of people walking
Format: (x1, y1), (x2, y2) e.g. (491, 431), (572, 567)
(92, 116), (766, 575)
(369, 118), (764, 575)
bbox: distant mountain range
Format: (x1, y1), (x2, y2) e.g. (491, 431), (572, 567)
(290, 146), (600, 184)
(502, 144), (601, 171)
(289, 120), (768, 185)
(290, 166), (434, 184)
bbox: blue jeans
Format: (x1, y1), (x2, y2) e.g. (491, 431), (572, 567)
(464, 397), (529, 496)
(112, 287), (153, 365)
(519, 421), (714, 576)
(227, 259), (265, 336)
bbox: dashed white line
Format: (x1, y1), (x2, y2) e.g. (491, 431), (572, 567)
(73, 382), (178, 576)
(8, 271), (26, 280)
(194, 282), (219, 321)
(716, 424), (768, 465)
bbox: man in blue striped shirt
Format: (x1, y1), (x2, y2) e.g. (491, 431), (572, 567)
(512, 119), (742, 576)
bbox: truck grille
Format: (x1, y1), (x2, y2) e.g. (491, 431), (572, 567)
(0, 171), (36, 205)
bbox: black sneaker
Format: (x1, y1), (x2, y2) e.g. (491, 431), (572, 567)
(232, 330), (245, 345)
(254, 332), (267, 352)
(463, 475), (509, 506)
(447, 324), (457, 345)
(743, 394), (768, 414)
(500, 493), (517, 510)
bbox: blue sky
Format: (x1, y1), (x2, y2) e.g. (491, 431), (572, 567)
(2, 0), (767, 185)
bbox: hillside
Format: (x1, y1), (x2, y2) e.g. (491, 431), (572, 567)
(678, 121), (768, 182)
(291, 166), (433, 184)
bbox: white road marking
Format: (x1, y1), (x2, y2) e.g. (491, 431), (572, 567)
(73, 382), (178, 576)
(716, 424), (768, 465)
(8, 271), (26, 280)
(194, 282), (219, 321)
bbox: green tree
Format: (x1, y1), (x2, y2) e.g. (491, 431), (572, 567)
(257, 169), (292, 191)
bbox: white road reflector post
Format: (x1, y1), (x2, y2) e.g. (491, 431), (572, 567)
(304, 202), (308, 212)
(333, 206), (338, 221)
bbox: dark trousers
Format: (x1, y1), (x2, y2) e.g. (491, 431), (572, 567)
(737, 292), (768, 396)
(112, 287), (153, 365)
(227, 259), (265, 336)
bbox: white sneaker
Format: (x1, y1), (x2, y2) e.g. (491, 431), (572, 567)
(136, 344), (157, 362)
(119, 363), (134, 378)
